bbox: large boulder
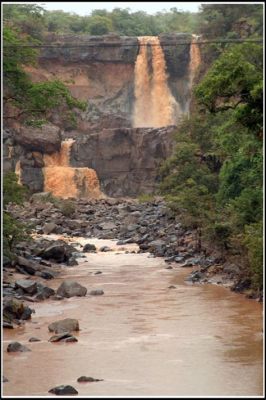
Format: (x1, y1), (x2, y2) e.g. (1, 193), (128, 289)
(40, 243), (73, 262)
(48, 318), (79, 333)
(56, 281), (87, 298)
(14, 123), (61, 154)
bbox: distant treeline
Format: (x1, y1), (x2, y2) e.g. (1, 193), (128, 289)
(2, 3), (263, 38)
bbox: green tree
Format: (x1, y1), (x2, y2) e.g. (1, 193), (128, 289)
(3, 173), (29, 257)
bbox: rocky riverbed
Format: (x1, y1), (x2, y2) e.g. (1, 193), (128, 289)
(3, 234), (263, 396)
(4, 194), (259, 299)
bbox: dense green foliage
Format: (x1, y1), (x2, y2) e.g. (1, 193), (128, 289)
(3, 173), (29, 257)
(160, 41), (263, 290)
(3, 4), (199, 36)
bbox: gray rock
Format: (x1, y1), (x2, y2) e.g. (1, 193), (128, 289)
(43, 222), (58, 234)
(3, 298), (33, 321)
(15, 279), (37, 295)
(67, 256), (79, 266)
(89, 289), (104, 296)
(35, 270), (55, 280)
(56, 281), (87, 298)
(99, 246), (111, 252)
(48, 318), (79, 333)
(16, 256), (39, 275)
(41, 244), (68, 262)
(49, 332), (77, 342)
(29, 337), (41, 342)
(127, 224), (139, 232)
(77, 376), (103, 382)
(64, 336), (78, 343)
(7, 342), (31, 352)
(48, 385), (78, 395)
(3, 321), (14, 329)
(83, 243), (96, 252)
(99, 221), (116, 230)
(35, 283), (55, 300)
(15, 123), (61, 154)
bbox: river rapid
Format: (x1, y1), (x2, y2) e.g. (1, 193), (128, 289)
(3, 237), (263, 397)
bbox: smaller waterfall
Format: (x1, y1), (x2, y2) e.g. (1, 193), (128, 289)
(15, 160), (21, 185)
(43, 139), (102, 199)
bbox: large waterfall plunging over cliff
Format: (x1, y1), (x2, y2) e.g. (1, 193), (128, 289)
(133, 36), (181, 128)
(43, 139), (102, 199)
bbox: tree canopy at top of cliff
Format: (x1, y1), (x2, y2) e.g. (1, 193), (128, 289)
(2, 3), (263, 38)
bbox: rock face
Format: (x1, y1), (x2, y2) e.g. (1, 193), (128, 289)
(14, 123), (61, 154)
(4, 34), (194, 197)
(56, 281), (87, 298)
(71, 126), (176, 197)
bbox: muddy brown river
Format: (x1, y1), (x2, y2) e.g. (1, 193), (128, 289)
(3, 238), (263, 397)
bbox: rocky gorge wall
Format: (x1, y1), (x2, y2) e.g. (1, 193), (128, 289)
(3, 33), (197, 198)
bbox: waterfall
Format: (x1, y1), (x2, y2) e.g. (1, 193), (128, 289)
(15, 160), (21, 185)
(189, 35), (201, 88)
(43, 139), (102, 199)
(133, 36), (180, 128)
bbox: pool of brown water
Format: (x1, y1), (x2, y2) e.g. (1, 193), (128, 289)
(3, 238), (263, 397)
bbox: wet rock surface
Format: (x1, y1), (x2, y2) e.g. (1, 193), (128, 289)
(56, 281), (87, 298)
(7, 342), (31, 353)
(48, 318), (80, 333)
(77, 376), (103, 383)
(48, 385), (78, 395)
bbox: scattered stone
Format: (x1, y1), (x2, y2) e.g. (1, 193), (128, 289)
(35, 283), (55, 300)
(48, 318), (79, 333)
(43, 222), (58, 235)
(15, 279), (37, 295)
(29, 337), (41, 342)
(89, 289), (104, 296)
(168, 285), (176, 289)
(7, 342), (31, 352)
(3, 321), (14, 329)
(99, 221), (116, 230)
(3, 376), (9, 383)
(99, 246), (111, 252)
(64, 336), (78, 343)
(3, 256), (12, 268)
(165, 266), (173, 269)
(3, 298), (33, 321)
(94, 271), (102, 275)
(49, 332), (77, 342)
(35, 270), (55, 280)
(56, 281), (87, 298)
(16, 256), (39, 275)
(48, 385), (78, 395)
(67, 257), (79, 266)
(77, 376), (103, 383)
(83, 243), (96, 252)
